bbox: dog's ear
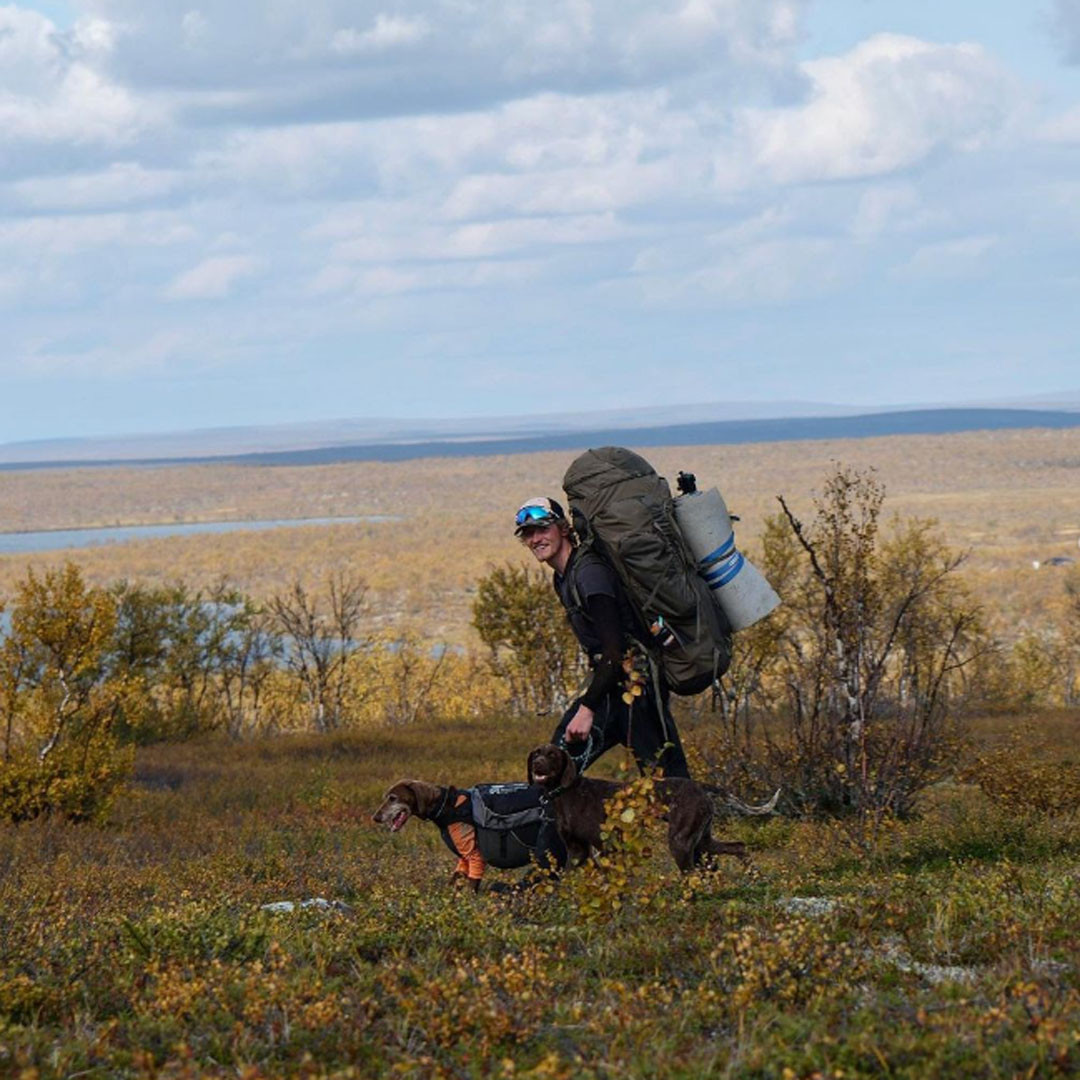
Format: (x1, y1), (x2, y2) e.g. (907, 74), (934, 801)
(526, 747), (539, 783)
(388, 781), (421, 812)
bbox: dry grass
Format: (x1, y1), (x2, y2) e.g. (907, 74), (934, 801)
(2, 426), (1079, 640)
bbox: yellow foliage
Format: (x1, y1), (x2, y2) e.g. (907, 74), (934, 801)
(561, 765), (669, 924)
(960, 726), (1080, 815)
(0, 731), (132, 823)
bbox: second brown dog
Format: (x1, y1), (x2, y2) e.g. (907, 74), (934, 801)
(527, 743), (748, 873)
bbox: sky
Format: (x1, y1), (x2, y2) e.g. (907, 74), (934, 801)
(2, 0), (1079, 443)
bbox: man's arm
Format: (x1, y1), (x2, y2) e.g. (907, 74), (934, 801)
(565, 592), (624, 741)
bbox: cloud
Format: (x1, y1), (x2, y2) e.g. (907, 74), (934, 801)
(331, 15), (430, 55)
(165, 254), (260, 299)
(1037, 103), (1080, 142)
(741, 34), (1019, 184)
(627, 231), (850, 308)
(0, 208), (195, 309)
(313, 258), (547, 298)
(16, 330), (192, 376)
(72, 0), (808, 125)
(0, 2), (1072, 431)
(849, 183), (945, 241)
(321, 207), (628, 263)
(894, 234), (999, 279)
(1051, 0), (1080, 63)
(0, 6), (146, 149)
(0, 210), (192, 257)
(5, 162), (181, 211)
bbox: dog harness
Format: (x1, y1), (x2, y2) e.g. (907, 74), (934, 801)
(430, 789), (486, 883)
(429, 784), (546, 878)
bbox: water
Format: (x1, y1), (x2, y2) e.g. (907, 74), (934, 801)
(0, 516), (396, 556)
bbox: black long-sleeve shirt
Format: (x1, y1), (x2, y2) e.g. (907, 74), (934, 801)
(578, 592), (625, 707)
(553, 549), (636, 708)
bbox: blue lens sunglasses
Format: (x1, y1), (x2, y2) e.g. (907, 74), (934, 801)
(515, 505), (558, 528)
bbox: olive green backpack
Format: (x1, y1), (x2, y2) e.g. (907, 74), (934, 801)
(562, 447), (732, 695)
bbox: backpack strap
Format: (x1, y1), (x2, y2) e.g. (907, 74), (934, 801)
(562, 545), (602, 616)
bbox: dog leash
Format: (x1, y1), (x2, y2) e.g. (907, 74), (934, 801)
(538, 735), (591, 810)
(557, 730), (594, 772)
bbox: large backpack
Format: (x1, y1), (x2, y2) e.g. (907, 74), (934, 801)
(562, 447), (732, 695)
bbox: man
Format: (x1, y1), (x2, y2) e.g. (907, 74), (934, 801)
(514, 496), (691, 780)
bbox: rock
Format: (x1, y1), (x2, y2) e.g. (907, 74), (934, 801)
(260, 897), (354, 915)
(777, 896), (839, 917)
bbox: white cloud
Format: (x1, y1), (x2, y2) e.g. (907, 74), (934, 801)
(895, 234), (999, 279)
(313, 205), (629, 267)
(0, 210), (192, 257)
(0, 2), (1073, 436)
(630, 232), (849, 307)
(0, 6), (146, 148)
(741, 34), (1019, 184)
(71, 0), (807, 124)
(849, 183), (944, 241)
(1037, 103), (1080, 142)
(333, 258), (546, 297)
(165, 255), (260, 299)
(331, 14), (430, 55)
(17, 330), (191, 376)
(622, 190), (865, 310)
(6, 163), (180, 211)
(181, 10), (209, 46)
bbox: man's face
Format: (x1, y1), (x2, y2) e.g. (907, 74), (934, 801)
(520, 521), (565, 565)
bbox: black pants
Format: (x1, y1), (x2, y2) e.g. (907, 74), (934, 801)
(532, 681), (690, 874)
(550, 681), (691, 780)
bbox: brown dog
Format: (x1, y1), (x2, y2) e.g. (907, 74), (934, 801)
(372, 779), (445, 833)
(373, 779), (487, 890)
(526, 743), (748, 873)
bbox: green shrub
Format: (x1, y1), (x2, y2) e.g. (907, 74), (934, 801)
(0, 732), (132, 823)
(472, 562), (584, 715)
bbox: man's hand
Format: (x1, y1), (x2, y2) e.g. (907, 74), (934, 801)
(565, 704), (594, 742)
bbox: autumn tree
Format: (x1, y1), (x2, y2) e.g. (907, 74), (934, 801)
(471, 563), (585, 715)
(370, 632), (449, 726)
(106, 578), (279, 741)
(0, 563), (131, 822)
(217, 597), (280, 739)
(267, 569), (370, 731)
(717, 465), (986, 838)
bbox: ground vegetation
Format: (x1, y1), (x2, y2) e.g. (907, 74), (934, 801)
(0, 712), (1077, 1078)
(1, 435), (1079, 1075)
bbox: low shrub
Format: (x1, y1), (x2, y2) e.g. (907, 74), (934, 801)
(960, 726), (1080, 816)
(0, 733), (132, 824)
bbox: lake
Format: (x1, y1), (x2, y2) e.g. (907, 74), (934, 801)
(0, 516), (396, 556)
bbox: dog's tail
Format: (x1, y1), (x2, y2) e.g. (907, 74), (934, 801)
(701, 786), (781, 816)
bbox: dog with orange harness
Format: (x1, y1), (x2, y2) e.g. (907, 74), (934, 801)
(373, 779), (547, 891)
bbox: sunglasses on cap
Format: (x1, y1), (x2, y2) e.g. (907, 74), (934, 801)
(515, 505), (560, 529)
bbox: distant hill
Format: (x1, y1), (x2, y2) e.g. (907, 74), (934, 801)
(2, 391), (1078, 468)
(4, 407), (1080, 471)
(0, 399), (866, 464)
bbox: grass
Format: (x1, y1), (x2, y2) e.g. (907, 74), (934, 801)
(2, 711), (1078, 1079)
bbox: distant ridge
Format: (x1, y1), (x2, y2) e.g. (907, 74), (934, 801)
(3, 408), (1080, 472)
(3, 391), (1078, 465)
(0, 399), (869, 463)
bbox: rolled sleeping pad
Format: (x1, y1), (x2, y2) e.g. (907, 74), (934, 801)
(673, 487), (781, 632)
